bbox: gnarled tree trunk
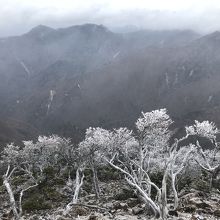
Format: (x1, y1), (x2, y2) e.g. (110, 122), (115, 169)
(90, 159), (100, 199)
(170, 173), (178, 210)
(72, 167), (85, 204)
(160, 170), (168, 220)
(3, 176), (19, 220)
(64, 167), (85, 215)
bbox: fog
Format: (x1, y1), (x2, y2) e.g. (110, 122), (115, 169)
(1, 0), (220, 36)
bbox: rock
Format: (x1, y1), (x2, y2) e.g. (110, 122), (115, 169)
(114, 216), (128, 220)
(168, 210), (178, 217)
(189, 197), (212, 209)
(28, 215), (40, 220)
(113, 201), (128, 210)
(132, 206), (144, 215)
(104, 202), (113, 209)
(127, 198), (140, 208)
(84, 194), (96, 201)
(213, 209), (220, 217)
(2, 210), (13, 220)
(180, 205), (197, 213)
(119, 203), (128, 210)
(190, 214), (207, 220)
(56, 216), (73, 220)
(103, 202), (114, 209)
(113, 187), (135, 201)
(88, 212), (98, 220)
(113, 201), (122, 210)
(128, 208), (133, 215)
(178, 191), (220, 219)
(69, 206), (89, 217)
(110, 209), (116, 214)
(87, 200), (97, 205)
(178, 212), (193, 220)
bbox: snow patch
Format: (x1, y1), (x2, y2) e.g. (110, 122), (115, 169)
(113, 51), (120, 59)
(208, 95), (213, 102)
(47, 90), (56, 115)
(16, 59), (31, 78)
(189, 69), (194, 77)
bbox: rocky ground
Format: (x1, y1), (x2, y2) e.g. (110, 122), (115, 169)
(0, 181), (220, 220)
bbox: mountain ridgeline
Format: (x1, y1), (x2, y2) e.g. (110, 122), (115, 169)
(1, 23), (220, 146)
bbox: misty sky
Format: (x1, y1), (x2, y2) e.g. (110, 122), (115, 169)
(1, 0), (220, 36)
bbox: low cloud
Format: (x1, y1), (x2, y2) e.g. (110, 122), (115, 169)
(0, 0), (220, 36)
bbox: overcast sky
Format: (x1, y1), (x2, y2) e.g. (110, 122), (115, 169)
(1, 0), (220, 36)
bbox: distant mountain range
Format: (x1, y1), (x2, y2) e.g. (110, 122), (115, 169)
(1, 23), (220, 147)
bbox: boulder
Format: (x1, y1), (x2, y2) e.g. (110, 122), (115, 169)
(56, 216), (74, 220)
(168, 210), (178, 217)
(213, 209), (220, 217)
(88, 212), (99, 220)
(113, 201), (128, 210)
(69, 206), (89, 217)
(132, 206), (144, 215)
(127, 198), (140, 208)
(190, 214), (207, 220)
(189, 197), (212, 209)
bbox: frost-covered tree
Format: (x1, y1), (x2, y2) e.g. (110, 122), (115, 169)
(1, 141), (43, 220)
(186, 120), (220, 189)
(27, 135), (86, 214)
(79, 127), (112, 198)
(22, 135), (64, 175)
(58, 138), (87, 214)
(0, 135), (80, 219)
(1, 144), (25, 219)
(106, 109), (195, 219)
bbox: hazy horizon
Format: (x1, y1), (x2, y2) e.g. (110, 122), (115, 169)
(1, 0), (220, 37)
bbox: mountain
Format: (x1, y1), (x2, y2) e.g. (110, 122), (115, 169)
(1, 23), (220, 147)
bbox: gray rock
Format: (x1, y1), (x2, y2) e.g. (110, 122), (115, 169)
(88, 212), (99, 220)
(213, 209), (220, 217)
(127, 198), (140, 208)
(132, 206), (144, 215)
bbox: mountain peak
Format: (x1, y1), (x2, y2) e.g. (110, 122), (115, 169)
(78, 23), (109, 31)
(59, 23), (111, 35)
(209, 31), (220, 39)
(200, 31), (220, 42)
(26, 25), (55, 37)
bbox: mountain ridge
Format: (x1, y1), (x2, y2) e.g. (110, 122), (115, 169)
(1, 23), (220, 147)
